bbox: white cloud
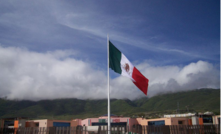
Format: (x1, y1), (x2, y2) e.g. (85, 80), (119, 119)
(135, 61), (220, 97)
(0, 46), (219, 100)
(0, 46), (107, 100)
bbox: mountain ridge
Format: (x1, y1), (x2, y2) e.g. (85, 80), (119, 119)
(0, 88), (219, 119)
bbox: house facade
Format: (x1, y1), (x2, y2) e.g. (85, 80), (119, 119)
(81, 115), (139, 131)
(26, 119), (80, 127)
(137, 117), (189, 126)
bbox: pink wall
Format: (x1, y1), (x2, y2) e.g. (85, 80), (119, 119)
(27, 119), (80, 127)
(137, 118), (171, 126)
(81, 116), (138, 128)
(212, 115), (220, 124)
(81, 118), (99, 126)
(136, 117), (190, 126)
(171, 118), (189, 125)
(73, 119), (82, 126)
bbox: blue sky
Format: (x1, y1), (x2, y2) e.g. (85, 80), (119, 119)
(0, 0), (219, 100)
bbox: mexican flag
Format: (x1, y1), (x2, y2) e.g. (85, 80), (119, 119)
(109, 41), (149, 95)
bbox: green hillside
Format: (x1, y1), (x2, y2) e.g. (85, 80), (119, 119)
(139, 89), (220, 113)
(0, 89), (219, 120)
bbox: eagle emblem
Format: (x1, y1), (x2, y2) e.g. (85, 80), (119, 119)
(124, 63), (130, 72)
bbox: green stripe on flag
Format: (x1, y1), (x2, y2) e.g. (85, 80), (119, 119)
(109, 41), (122, 74)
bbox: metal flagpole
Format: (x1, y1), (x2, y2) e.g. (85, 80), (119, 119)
(107, 34), (111, 134)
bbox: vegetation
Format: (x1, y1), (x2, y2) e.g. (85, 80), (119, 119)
(0, 89), (219, 120)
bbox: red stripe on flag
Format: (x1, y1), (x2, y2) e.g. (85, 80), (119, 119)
(132, 67), (149, 95)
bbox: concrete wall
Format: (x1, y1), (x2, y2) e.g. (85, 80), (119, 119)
(212, 115), (220, 124)
(137, 117), (189, 126)
(171, 118), (188, 125)
(148, 118), (172, 125)
(98, 116), (131, 124)
(27, 119), (79, 127)
(81, 119), (88, 126)
(129, 118), (139, 127)
(137, 118), (148, 126)
(164, 113), (195, 118)
(137, 118), (172, 126)
(81, 116), (138, 130)
(36, 119), (48, 127)
(81, 118), (99, 126)
(71, 119), (82, 127)
(191, 116), (199, 125)
(136, 118), (143, 125)
(14, 119), (26, 128)
(26, 119), (48, 127)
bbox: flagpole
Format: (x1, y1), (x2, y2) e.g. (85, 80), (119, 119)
(107, 34), (110, 134)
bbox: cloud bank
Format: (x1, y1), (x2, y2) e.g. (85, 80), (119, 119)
(0, 46), (219, 100)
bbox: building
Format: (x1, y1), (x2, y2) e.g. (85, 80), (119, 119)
(1, 114), (219, 130)
(198, 112), (216, 125)
(164, 113), (195, 118)
(137, 117), (189, 126)
(212, 115), (220, 125)
(0, 117), (27, 128)
(163, 112), (220, 125)
(81, 114), (139, 131)
(26, 119), (81, 127)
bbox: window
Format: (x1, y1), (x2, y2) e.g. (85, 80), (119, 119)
(148, 120), (165, 126)
(178, 121), (183, 125)
(98, 119), (106, 123)
(92, 122), (127, 127)
(4, 121), (14, 127)
(202, 116), (213, 123)
(53, 122), (70, 127)
(35, 123), (39, 127)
